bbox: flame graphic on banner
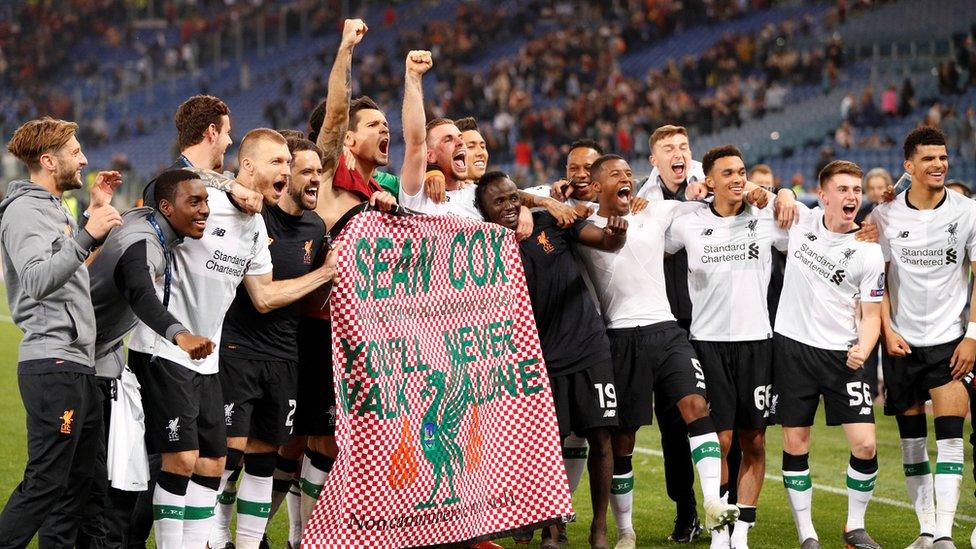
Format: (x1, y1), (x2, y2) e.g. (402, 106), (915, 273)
(388, 416), (419, 489)
(464, 404), (483, 472)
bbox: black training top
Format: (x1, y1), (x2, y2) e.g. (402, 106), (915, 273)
(221, 204), (326, 362)
(518, 211), (611, 377)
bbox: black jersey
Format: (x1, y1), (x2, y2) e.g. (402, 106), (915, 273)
(519, 211), (611, 376)
(221, 204), (326, 361)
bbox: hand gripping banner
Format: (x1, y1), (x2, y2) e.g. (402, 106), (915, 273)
(302, 211), (573, 548)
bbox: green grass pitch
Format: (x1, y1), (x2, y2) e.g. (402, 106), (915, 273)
(0, 292), (971, 547)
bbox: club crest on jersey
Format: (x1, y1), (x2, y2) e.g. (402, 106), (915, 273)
(167, 417), (180, 441)
(536, 232), (555, 254)
(224, 403), (235, 426)
(746, 219), (758, 238)
(59, 409), (74, 435)
(946, 222), (958, 245)
(838, 248), (856, 266)
(303, 240), (313, 264)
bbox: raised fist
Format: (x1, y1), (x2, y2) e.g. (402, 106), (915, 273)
(405, 50), (433, 76)
(605, 215), (629, 235)
(341, 19), (368, 47)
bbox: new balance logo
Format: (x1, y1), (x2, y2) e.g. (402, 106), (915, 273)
(830, 269), (847, 285)
(946, 248), (957, 264)
(603, 410), (617, 418)
(701, 228), (713, 236)
(897, 231), (910, 238)
(748, 242), (759, 259)
(860, 407), (871, 415)
(211, 228), (226, 237)
(805, 232), (817, 241)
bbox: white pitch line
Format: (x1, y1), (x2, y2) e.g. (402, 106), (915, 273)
(633, 446), (976, 523)
(0, 315), (11, 324)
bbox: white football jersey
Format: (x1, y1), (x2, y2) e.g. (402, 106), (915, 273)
(666, 203), (775, 341)
(399, 184), (483, 220)
(128, 188), (273, 374)
(577, 201), (705, 329)
(871, 190), (976, 346)
(774, 206), (885, 350)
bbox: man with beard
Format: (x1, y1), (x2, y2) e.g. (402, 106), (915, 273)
(870, 127), (975, 549)
(771, 161), (885, 549)
(126, 129), (339, 549)
(401, 117), (575, 225)
(290, 30), (413, 543)
(475, 171), (627, 549)
(420, 116), (488, 203)
(0, 117), (123, 546)
(665, 146), (799, 549)
(528, 139), (602, 214)
(628, 125), (709, 543)
(209, 136), (333, 549)
(576, 155), (739, 549)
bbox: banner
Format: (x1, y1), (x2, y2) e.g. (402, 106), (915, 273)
(301, 211), (573, 548)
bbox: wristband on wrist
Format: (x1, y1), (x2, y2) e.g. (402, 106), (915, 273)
(965, 322), (976, 341)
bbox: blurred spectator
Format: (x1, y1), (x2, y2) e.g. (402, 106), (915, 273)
(941, 106), (967, 154)
(947, 179), (972, 198)
(815, 146), (835, 178)
(834, 121), (854, 149)
(899, 77), (916, 116)
(841, 93), (856, 121)
(880, 85), (898, 117)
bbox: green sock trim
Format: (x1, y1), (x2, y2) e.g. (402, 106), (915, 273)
(846, 474), (877, 492)
(237, 498), (272, 518)
(935, 462), (963, 475)
(216, 491), (237, 505)
(184, 506), (215, 520)
(300, 478), (323, 499)
(691, 441), (721, 463)
(610, 475), (634, 495)
(153, 504), (185, 521)
(562, 447), (588, 460)
(903, 462), (931, 476)
(783, 474), (812, 492)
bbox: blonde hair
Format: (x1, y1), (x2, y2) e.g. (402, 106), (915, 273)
(749, 164), (773, 178)
(238, 128), (287, 163)
(7, 117), (79, 171)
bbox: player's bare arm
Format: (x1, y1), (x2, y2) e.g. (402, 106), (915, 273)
(518, 190), (577, 227)
(243, 243), (341, 313)
(316, 19), (367, 177)
(880, 263), (912, 357)
(949, 260), (976, 379)
(849, 301), (882, 370)
(576, 216), (628, 251)
(399, 50), (433, 197)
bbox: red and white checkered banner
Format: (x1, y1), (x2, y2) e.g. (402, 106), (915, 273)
(302, 211), (573, 548)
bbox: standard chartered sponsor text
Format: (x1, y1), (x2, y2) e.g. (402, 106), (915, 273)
(206, 249), (250, 276)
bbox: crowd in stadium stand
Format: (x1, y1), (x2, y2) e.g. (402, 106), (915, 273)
(2, 0), (973, 191)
